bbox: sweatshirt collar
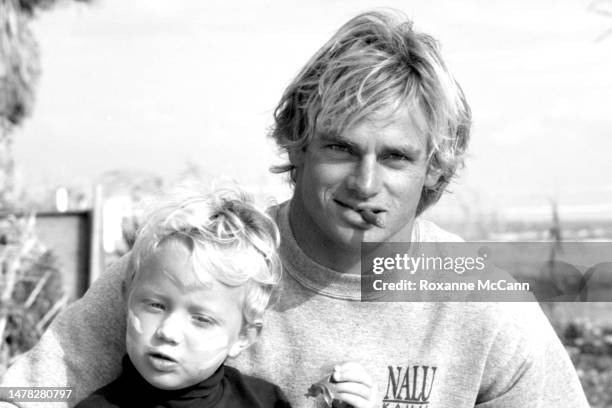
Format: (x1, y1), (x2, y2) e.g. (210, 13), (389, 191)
(275, 201), (421, 300)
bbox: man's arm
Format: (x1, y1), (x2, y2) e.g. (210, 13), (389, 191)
(0, 255), (129, 408)
(475, 302), (588, 408)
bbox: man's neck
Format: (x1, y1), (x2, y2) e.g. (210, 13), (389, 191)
(288, 202), (360, 273)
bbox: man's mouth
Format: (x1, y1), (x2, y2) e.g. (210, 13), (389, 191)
(333, 200), (385, 228)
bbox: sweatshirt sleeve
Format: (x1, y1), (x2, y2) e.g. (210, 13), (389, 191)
(474, 303), (589, 408)
(0, 255), (129, 408)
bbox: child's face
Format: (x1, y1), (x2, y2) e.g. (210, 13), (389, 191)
(126, 240), (248, 390)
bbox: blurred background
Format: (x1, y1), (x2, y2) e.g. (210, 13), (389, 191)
(1, 0), (611, 405)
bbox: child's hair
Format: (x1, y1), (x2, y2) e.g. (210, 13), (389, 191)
(124, 184), (282, 330)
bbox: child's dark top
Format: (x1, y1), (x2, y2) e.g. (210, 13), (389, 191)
(75, 356), (291, 408)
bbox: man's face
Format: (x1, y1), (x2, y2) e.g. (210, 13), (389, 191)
(291, 106), (438, 254)
(126, 241), (247, 390)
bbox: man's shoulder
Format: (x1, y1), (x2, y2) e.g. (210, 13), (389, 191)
(458, 301), (561, 363)
(75, 394), (118, 408)
(265, 200), (288, 223)
(415, 218), (464, 242)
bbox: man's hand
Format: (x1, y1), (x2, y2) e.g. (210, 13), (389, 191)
(330, 362), (377, 408)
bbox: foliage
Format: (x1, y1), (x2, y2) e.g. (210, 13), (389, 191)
(0, 214), (65, 376)
(0, 0), (41, 127)
(590, 0), (612, 41)
(15, 0), (88, 16)
(0, 0), (39, 209)
(1, 0), (92, 210)
(561, 320), (612, 407)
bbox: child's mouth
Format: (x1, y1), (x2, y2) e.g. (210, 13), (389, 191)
(150, 352), (176, 362)
(147, 352), (179, 371)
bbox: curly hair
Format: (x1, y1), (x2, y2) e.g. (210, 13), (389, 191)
(125, 184), (281, 329)
(270, 10), (471, 214)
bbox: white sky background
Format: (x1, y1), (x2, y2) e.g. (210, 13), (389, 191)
(13, 0), (612, 219)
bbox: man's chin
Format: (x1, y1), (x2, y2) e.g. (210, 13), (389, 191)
(328, 226), (387, 251)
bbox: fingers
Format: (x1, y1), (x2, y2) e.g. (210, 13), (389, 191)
(333, 380), (371, 399)
(331, 362), (377, 408)
(332, 362), (373, 387)
(335, 391), (372, 408)
(335, 386), (377, 408)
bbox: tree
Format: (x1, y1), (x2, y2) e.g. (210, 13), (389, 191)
(0, 0), (88, 210)
(0, 0), (90, 374)
(591, 0), (612, 41)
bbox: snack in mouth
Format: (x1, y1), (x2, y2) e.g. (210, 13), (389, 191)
(359, 209), (385, 228)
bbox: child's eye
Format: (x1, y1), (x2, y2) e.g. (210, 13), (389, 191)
(145, 301), (165, 311)
(193, 315), (215, 326)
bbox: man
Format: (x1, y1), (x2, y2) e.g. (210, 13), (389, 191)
(0, 10), (588, 408)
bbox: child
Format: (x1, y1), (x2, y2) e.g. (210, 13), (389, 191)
(76, 186), (291, 407)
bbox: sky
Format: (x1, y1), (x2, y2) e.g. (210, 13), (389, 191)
(12, 0), (612, 221)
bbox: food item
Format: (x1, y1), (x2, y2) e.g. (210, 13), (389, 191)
(306, 375), (350, 408)
(359, 209), (385, 228)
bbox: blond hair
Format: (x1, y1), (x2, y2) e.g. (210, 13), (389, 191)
(270, 10), (471, 214)
(125, 185), (281, 328)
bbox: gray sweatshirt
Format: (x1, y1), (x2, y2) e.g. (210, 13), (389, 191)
(0, 201), (588, 407)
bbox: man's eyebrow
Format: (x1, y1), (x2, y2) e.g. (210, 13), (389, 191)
(319, 133), (354, 145)
(380, 144), (423, 158)
(318, 133), (361, 151)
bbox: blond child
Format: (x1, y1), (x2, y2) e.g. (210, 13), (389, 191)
(76, 186), (290, 407)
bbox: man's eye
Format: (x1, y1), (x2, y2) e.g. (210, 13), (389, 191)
(327, 144), (350, 153)
(385, 153), (411, 162)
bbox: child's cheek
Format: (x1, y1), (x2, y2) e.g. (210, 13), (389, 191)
(125, 309), (146, 352)
(127, 309), (144, 334)
(189, 331), (231, 375)
(192, 331), (229, 354)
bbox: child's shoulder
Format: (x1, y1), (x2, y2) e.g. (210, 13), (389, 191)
(224, 365), (291, 407)
(74, 381), (122, 408)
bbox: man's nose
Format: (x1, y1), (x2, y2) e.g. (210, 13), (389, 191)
(346, 155), (382, 198)
(155, 314), (182, 345)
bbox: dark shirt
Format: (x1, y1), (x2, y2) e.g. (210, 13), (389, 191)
(76, 356), (291, 408)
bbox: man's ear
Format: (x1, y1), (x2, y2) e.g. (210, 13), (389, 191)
(227, 322), (261, 358)
(121, 279), (130, 302)
(424, 168), (441, 189)
(288, 148), (305, 168)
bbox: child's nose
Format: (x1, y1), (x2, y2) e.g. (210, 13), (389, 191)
(155, 314), (183, 344)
